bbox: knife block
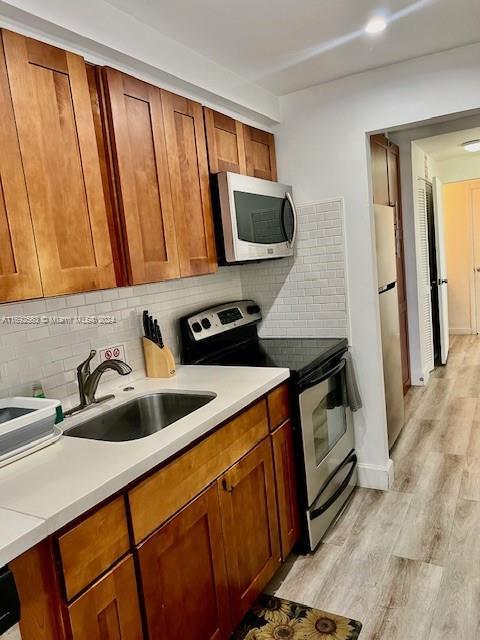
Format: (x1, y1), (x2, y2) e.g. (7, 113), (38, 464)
(142, 337), (176, 378)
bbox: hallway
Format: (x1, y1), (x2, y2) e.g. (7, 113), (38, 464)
(270, 335), (480, 639)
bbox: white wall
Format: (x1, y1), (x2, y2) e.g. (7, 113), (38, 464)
(437, 154), (480, 183)
(0, 0), (280, 126)
(275, 42), (480, 488)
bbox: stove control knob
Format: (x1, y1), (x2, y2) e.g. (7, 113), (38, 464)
(246, 304), (260, 315)
(201, 318), (211, 329)
(191, 322), (202, 333)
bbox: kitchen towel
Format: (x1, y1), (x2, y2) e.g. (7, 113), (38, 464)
(342, 351), (362, 412)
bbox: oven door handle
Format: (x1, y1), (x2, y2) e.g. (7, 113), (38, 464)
(309, 451), (357, 521)
(300, 358), (346, 392)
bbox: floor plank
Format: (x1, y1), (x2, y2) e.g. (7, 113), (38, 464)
(393, 452), (463, 565)
(361, 556), (443, 640)
(428, 499), (480, 638)
(276, 490), (411, 622)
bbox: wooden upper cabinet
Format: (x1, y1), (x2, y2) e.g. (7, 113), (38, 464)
(161, 90), (217, 277)
(218, 438), (281, 626)
(204, 107), (247, 174)
(0, 37), (42, 303)
(370, 135), (390, 206)
(103, 68), (180, 284)
(138, 484), (231, 640)
(1, 30), (116, 297)
(66, 555), (143, 640)
(244, 125), (277, 181)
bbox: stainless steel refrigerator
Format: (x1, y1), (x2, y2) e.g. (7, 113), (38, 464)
(375, 205), (405, 449)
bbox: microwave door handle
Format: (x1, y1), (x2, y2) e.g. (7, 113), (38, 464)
(285, 191), (298, 247)
(310, 452), (357, 520)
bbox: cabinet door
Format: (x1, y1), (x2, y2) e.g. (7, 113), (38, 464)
(66, 555), (143, 640)
(370, 135), (390, 206)
(138, 483), (231, 640)
(272, 420), (300, 560)
(1, 30), (116, 296)
(244, 125), (277, 181)
(162, 90), (217, 276)
(219, 438), (281, 625)
(0, 37), (42, 302)
(204, 107), (247, 174)
(103, 68), (180, 284)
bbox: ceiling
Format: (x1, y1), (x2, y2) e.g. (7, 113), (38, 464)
(104, 0), (480, 95)
(416, 127), (480, 160)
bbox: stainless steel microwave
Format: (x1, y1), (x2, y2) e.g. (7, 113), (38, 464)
(216, 172), (297, 263)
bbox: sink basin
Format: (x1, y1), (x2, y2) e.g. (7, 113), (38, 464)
(65, 392), (216, 442)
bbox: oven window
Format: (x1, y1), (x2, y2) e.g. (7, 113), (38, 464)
(312, 372), (347, 466)
(233, 191), (294, 244)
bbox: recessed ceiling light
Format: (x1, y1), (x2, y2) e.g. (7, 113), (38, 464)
(365, 16), (387, 35)
(463, 140), (480, 153)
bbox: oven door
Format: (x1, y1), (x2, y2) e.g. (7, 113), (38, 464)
(299, 357), (355, 506)
(218, 172), (297, 262)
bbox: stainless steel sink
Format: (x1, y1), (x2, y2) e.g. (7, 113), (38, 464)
(64, 392), (216, 441)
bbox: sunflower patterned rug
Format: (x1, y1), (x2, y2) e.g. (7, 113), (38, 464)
(233, 594), (362, 640)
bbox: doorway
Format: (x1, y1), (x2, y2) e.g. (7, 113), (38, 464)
(444, 179), (480, 334)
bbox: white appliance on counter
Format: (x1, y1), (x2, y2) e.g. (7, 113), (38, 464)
(0, 397), (62, 468)
(215, 172), (297, 263)
(375, 205), (405, 448)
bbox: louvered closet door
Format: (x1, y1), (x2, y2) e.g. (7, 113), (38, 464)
(416, 178), (434, 374)
(103, 68), (180, 284)
(0, 37), (42, 302)
(1, 30), (116, 296)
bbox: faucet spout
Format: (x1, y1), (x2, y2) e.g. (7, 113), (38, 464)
(65, 354), (132, 417)
(83, 359), (132, 404)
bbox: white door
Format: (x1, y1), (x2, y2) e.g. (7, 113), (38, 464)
(432, 176), (449, 364)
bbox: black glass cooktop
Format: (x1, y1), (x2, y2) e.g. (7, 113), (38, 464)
(203, 337), (348, 381)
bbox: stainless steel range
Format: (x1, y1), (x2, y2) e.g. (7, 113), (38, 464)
(180, 300), (358, 551)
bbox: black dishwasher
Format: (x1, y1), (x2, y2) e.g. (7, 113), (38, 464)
(0, 566), (20, 636)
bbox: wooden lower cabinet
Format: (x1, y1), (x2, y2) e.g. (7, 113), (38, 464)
(218, 438), (281, 626)
(11, 398), (298, 640)
(272, 420), (300, 560)
(66, 555), (143, 640)
(137, 483), (231, 640)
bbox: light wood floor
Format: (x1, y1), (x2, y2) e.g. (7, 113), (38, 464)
(269, 335), (480, 639)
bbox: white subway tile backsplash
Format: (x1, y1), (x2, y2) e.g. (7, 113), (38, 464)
(0, 267), (242, 404)
(240, 198), (347, 339)
(0, 199), (347, 404)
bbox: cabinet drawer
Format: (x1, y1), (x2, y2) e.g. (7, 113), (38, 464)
(129, 399), (269, 543)
(66, 555), (143, 640)
(57, 496), (130, 601)
(267, 384), (290, 431)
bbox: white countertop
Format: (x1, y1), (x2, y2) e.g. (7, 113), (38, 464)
(0, 509), (46, 567)
(0, 365), (289, 566)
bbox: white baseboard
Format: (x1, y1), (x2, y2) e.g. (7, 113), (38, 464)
(357, 459), (394, 490)
(450, 328), (474, 335)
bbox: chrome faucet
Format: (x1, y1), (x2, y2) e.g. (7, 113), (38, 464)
(65, 350), (132, 417)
